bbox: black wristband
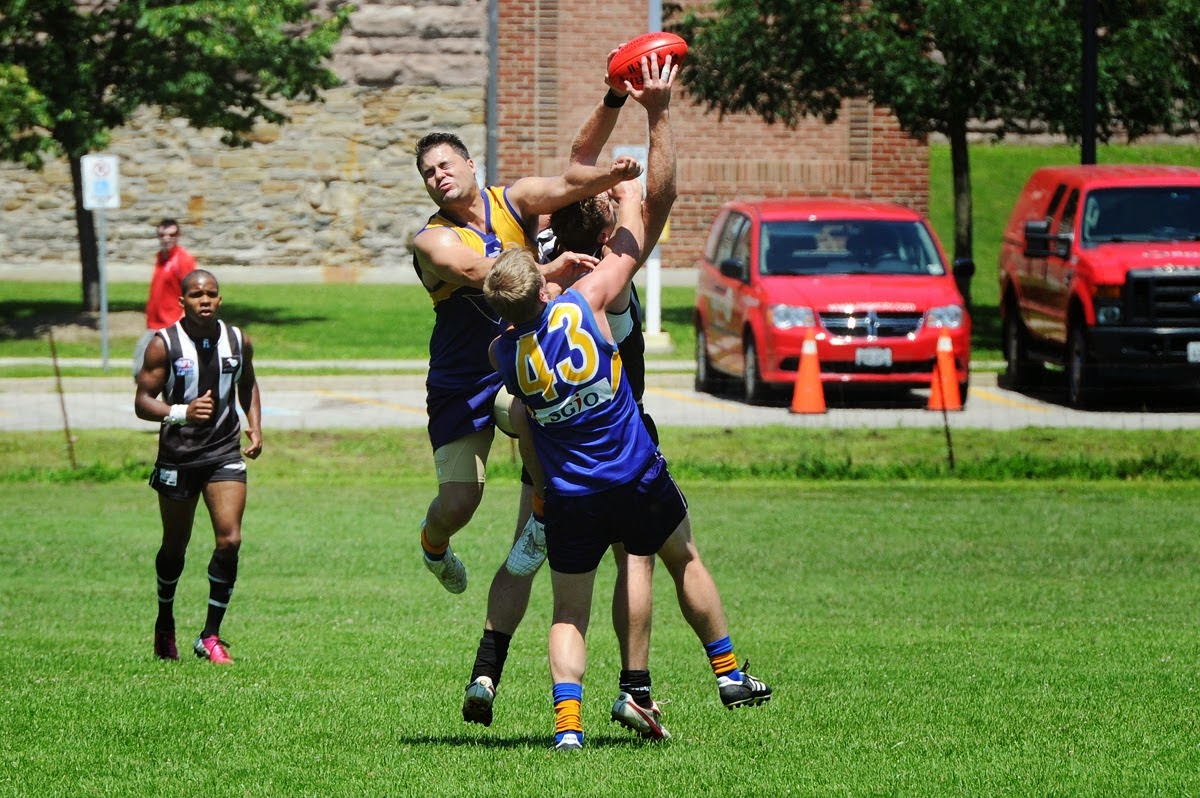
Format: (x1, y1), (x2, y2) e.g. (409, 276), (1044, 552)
(603, 89), (628, 108)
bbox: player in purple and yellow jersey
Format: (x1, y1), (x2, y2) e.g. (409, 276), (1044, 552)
(412, 132), (641, 595)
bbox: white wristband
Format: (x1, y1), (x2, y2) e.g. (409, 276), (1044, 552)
(165, 404), (189, 426)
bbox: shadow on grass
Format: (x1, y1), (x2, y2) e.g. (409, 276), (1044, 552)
(0, 298), (326, 341)
(395, 732), (668, 750)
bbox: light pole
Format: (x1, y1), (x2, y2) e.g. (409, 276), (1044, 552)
(1081, 0), (1098, 165)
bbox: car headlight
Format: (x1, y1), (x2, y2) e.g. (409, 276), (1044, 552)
(925, 304), (964, 329)
(1094, 285), (1122, 325)
(769, 304), (815, 329)
(1095, 302), (1122, 325)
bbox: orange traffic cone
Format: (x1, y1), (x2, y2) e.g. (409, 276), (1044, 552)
(927, 329), (963, 411)
(790, 328), (826, 414)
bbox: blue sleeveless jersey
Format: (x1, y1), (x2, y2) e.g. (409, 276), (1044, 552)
(493, 290), (657, 496)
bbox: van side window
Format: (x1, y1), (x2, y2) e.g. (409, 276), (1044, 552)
(731, 222), (751, 275)
(714, 213), (750, 280)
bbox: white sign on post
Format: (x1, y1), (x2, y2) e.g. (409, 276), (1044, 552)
(81, 153), (120, 371)
(81, 154), (121, 210)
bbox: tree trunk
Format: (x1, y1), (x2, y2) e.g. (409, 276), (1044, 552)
(69, 154), (100, 312)
(948, 119), (974, 310)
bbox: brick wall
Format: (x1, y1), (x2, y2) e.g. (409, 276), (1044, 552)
(495, 0), (927, 268)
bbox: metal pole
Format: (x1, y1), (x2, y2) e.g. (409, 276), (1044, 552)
(97, 209), (110, 372)
(1081, 0), (1098, 165)
(486, 0), (499, 184)
(645, 0), (664, 338)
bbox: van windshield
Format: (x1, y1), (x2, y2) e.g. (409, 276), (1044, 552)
(759, 220), (946, 276)
(1081, 187), (1200, 246)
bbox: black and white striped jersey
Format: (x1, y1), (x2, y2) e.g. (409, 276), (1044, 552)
(154, 320), (245, 469)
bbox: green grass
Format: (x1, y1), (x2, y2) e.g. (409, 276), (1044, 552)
(2, 429), (1200, 796)
(0, 282), (699, 377)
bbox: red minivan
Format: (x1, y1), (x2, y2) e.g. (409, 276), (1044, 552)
(694, 197), (972, 404)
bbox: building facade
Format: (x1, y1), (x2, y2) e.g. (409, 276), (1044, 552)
(0, 0), (926, 278)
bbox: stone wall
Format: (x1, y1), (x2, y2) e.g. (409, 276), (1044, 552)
(0, 0), (490, 279)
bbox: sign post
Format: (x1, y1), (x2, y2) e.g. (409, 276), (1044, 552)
(81, 154), (121, 372)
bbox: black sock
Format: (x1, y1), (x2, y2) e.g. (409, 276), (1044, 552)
(201, 549), (238, 638)
(470, 630), (512, 686)
(155, 550), (185, 631)
(620, 669), (653, 708)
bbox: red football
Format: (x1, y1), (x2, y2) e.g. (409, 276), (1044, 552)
(606, 32), (688, 91)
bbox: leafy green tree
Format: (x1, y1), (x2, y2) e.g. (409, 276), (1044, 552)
(0, 0), (352, 310)
(672, 0), (1200, 305)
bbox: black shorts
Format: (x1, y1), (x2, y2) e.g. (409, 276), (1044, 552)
(149, 456), (247, 501)
(544, 452), (688, 574)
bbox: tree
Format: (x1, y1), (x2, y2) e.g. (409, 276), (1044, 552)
(0, 0), (353, 311)
(671, 0), (1200, 306)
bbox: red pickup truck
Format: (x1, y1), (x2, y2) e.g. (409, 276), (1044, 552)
(999, 165), (1200, 406)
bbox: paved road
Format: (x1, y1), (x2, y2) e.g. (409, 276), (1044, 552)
(4, 368), (1199, 432)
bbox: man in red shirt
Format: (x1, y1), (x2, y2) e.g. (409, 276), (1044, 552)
(132, 219), (196, 378)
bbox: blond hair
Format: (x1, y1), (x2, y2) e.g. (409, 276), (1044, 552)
(483, 248), (544, 324)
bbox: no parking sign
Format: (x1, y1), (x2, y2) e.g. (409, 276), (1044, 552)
(81, 154), (121, 210)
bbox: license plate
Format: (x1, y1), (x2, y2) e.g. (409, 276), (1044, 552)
(854, 347), (893, 367)
(1188, 341), (1200, 363)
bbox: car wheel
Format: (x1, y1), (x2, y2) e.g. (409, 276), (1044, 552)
(742, 338), (766, 405)
(1066, 321), (1096, 408)
(695, 326), (718, 394)
(1002, 309), (1043, 390)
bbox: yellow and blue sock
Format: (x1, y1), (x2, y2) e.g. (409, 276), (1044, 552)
(705, 636), (742, 681)
(552, 682), (584, 747)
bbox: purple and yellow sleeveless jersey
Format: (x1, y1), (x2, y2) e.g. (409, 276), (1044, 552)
(414, 186), (530, 449)
(493, 290), (656, 496)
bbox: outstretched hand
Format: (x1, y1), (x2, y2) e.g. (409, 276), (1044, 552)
(541, 250), (600, 285)
(627, 53), (677, 111)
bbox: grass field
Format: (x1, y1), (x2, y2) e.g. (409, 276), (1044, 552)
(2, 429), (1200, 796)
(4, 141), (1200, 795)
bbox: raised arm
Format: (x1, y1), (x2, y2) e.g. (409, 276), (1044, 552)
(569, 51), (629, 167)
(633, 53), (679, 257)
(506, 156), (643, 218)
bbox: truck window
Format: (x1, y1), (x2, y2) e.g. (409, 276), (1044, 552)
(1045, 184), (1067, 221)
(1055, 189), (1080, 242)
(1082, 187), (1200, 245)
